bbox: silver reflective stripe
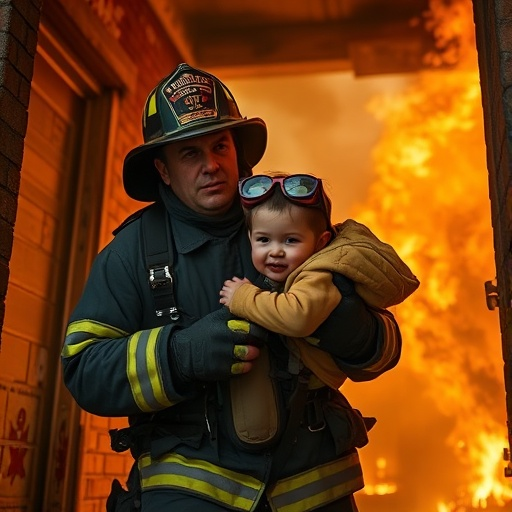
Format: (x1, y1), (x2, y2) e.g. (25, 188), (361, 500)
(127, 327), (174, 411)
(269, 452), (364, 512)
(139, 453), (264, 511)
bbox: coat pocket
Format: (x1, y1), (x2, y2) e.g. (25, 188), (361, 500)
(322, 392), (375, 454)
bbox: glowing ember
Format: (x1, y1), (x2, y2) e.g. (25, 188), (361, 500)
(363, 458), (398, 496)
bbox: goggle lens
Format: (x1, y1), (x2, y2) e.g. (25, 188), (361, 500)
(239, 174), (319, 205)
(283, 175), (318, 197)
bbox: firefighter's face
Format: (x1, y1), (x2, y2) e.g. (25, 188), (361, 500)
(154, 130), (240, 216)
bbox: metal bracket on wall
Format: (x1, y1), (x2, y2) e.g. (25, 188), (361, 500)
(484, 279), (499, 310)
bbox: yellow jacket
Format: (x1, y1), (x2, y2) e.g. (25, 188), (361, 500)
(228, 219), (420, 388)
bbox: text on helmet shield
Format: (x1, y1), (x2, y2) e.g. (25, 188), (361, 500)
(163, 73), (218, 126)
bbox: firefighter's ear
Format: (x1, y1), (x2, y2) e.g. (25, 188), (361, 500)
(154, 158), (171, 185)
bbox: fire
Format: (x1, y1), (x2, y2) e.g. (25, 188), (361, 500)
(468, 432), (512, 507)
(348, 0), (512, 510)
(364, 457), (398, 496)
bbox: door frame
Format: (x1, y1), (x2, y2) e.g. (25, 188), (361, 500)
(31, 21), (120, 511)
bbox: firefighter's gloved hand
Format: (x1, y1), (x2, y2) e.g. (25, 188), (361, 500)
(306, 273), (377, 361)
(226, 318), (268, 347)
(169, 308), (267, 384)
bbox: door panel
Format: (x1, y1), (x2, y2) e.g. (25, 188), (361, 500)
(0, 51), (84, 509)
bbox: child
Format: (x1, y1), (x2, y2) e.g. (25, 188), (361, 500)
(220, 173), (338, 335)
(220, 172), (419, 388)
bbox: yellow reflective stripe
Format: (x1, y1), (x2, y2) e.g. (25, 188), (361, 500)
(139, 452), (264, 511)
(269, 452), (364, 512)
(127, 328), (174, 412)
(62, 320), (128, 357)
(147, 92), (157, 118)
(127, 331), (145, 409)
(228, 319), (250, 334)
(365, 310), (400, 373)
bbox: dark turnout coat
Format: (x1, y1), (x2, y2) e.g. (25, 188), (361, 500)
(61, 186), (403, 511)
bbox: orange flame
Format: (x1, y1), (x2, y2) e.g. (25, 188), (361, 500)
(350, 0), (512, 509)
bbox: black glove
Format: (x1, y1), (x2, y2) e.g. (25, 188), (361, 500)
(309, 273), (377, 362)
(169, 308), (268, 384)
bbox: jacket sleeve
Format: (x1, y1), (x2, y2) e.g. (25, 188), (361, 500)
(228, 270), (341, 337)
(61, 244), (191, 417)
(309, 274), (402, 382)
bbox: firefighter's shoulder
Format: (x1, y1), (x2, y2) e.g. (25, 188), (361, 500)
(112, 203), (155, 236)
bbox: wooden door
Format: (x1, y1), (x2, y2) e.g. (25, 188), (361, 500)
(0, 51), (85, 509)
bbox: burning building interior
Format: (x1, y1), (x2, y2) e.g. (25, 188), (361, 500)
(1, 0), (512, 510)
(227, 2), (512, 509)
(348, 3), (512, 510)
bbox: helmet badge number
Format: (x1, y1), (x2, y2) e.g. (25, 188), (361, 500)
(163, 73), (218, 126)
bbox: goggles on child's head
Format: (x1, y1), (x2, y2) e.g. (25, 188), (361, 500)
(239, 174), (324, 208)
(238, 173), (334, 233)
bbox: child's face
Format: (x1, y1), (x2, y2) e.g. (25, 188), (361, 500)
(248, 205), (331, 283)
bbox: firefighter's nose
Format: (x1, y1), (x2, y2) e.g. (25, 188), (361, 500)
(202, 152), (220, 173)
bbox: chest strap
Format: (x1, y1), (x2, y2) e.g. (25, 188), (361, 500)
(142, 202), (179, 320)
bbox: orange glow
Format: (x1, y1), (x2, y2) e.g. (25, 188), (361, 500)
(228, 1), (511, 509)
(350, 0), (512, 509)
(364, 483), (399, 496)
(364, 457), (398, 496)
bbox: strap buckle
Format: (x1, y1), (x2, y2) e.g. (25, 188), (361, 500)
(305, 388), (328, 432)
(149, 265), (172, 289)
(157, 306), (179, 320)
(149, 265), (180, 320)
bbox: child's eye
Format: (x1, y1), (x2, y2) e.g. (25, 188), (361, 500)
(286, 238), (299, 244)
(256, 236), (270, 243)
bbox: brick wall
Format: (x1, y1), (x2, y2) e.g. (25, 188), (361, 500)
(473, 0), (512, 473)
(0, 0), (42, 348)
(67, 2), (183, 509)
(1, 0), (184, 508)
(94, 0), (182, 247)
(5, 0), (512, 508)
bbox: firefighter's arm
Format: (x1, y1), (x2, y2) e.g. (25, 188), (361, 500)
(307, 273), (402, 382)
(61, 247), (186, 416)
(61, 247), (265, 417)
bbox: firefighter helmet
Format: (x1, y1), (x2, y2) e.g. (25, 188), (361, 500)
(123, 63), (267, 201)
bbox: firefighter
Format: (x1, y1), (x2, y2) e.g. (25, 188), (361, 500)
(61, 63), (404, 512)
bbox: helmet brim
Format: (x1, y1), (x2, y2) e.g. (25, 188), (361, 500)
(123, 117), (267, 202)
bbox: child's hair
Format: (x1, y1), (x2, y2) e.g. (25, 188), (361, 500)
(243, 173), (332, 235)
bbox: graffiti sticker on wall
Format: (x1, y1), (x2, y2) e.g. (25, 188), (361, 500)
(7, 408), (29, 484)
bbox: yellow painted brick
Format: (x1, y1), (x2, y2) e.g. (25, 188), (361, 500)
(86, 476), (112, 499)
(97, 431), (113, 453)
(109, 416), (129, 429)
(105, 453), (128, 475)
(90, 413), (110, 429)
(83, 453), (105, 475)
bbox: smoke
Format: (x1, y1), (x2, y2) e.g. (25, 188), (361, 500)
(226, 71), (412, 225)
(225, 2), (511, 509)
(345, 66), (508, 512)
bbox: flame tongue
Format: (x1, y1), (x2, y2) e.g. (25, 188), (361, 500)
(350, 1), (512, 509)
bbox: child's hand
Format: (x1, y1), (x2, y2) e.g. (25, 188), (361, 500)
(219, 277), (251, 307)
